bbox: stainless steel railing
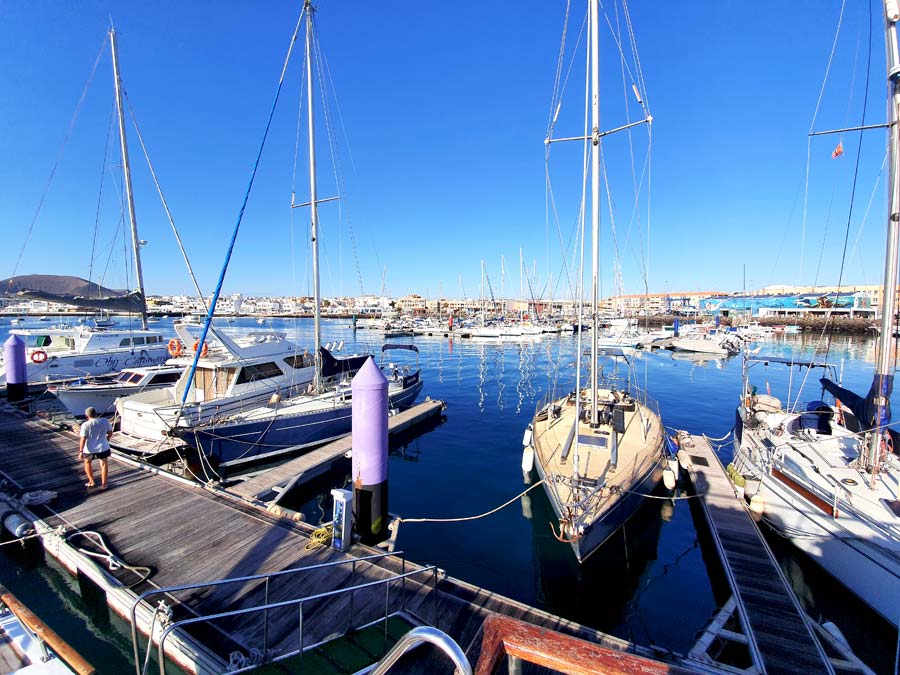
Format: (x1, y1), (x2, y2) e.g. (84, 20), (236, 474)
(128, 550), (439, 674)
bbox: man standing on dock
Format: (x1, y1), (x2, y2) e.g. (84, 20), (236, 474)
(79, 407), (112, 490)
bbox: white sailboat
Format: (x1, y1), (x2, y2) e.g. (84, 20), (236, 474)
(730, 0), (900, 628)
(0, 29), (170, 387)
(522, 0), (667, 563)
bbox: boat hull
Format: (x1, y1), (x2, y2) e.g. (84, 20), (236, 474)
(0, 346), (170, 386)
(184, 378), (424, 467)
(751, 465), (900, 628)
(533, 456), (664, 562)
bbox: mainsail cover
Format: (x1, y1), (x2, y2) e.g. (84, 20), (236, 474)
(0, 274), (144, 313)
(820, 375), (894, 438)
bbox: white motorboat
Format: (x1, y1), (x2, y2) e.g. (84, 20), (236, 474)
(115, 322), (317, 444)
(48, 363), (184, 416)
(671, 333), (741, 356)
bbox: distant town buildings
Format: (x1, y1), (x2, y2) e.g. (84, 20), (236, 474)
(0, 283), (892, 319)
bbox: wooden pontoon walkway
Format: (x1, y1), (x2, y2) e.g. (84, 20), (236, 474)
(228, 398), (445, 504)
(679, 432), (833, 675)
(0, 406), (695, 674)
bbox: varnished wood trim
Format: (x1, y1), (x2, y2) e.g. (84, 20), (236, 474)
(771, 468), (837, 517)
(475, 614), (694, 675)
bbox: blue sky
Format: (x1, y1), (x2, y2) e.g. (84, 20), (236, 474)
(0, 1), (891, 300)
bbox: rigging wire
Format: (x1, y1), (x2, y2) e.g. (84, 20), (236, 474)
(821, 0), (872, 368)
(8, 36), (107, 285)
(313, 20), (364, 296)
(88, 104), (116, 298)
(178, 6), (306, 410)
(123, 92), (207, 308)
(800, 0), (847, 281)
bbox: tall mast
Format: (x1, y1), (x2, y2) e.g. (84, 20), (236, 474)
(306, 1), (322, 393)
(867, 0), (900, 471)
(110, 27), (148, 331)
(589, 0), (601, 426)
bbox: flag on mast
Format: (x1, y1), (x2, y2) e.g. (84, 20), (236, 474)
(832, 141), (844, 159)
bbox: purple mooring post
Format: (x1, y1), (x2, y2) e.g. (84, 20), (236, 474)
(351, 356), (389, 544)
(3, 335), (27, 402)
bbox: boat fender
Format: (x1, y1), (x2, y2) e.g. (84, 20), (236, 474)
(667, 457), (679, 475)
(749, 494), (766, 515)
(30, 349), (48, 364)
(192, 340), (209, 358)
(3, 512), (31, 539)
(522, 425), (533, 448)
(663, 467), (677, 490)
(521, 445), (534, 474)
(167, 339), (183, 358)
(677, 449), (690, 471)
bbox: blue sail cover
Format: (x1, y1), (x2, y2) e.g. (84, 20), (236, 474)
(820, 375), (893, 437)
(320, 347), (370, 378)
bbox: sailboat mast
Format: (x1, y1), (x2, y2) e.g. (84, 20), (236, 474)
(868, 1), (900, 469)
(109, 27), (148, 331)
(589, 0), (601, 426)
(305, 1), (322, 393)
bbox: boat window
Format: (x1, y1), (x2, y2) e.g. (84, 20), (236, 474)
(236, 362), (284, 384)
(283, 354), (309, 369)
(149, 372), (181, 385)
(119, 338), (132, 347)
(128, 372), (144, 383)
(36, 335), (52, 347)
(146, 335), (159, 344)
(115, 372), (132, 382)
(133, 336), (146, 346)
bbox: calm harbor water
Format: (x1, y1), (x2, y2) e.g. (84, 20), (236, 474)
(0, 316), (896, 672)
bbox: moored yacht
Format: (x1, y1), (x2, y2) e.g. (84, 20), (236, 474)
(0, 325), (169, 386)
(115, 322), (318, 444)
(48, 363), (183, 416)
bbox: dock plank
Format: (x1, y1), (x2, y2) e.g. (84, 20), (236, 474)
(228, 399), (445, 502)
(0, 406), (678, 673)
(681, 433), (833, 675)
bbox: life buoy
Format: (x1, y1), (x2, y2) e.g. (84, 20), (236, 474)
(30, 350), (47, 364)
(192, 340), (209, 358)
(167, 339), (183, 358)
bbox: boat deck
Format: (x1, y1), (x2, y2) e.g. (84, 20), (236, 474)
(532, 388), (665, 522)
(0, 405), (680, 673)
(228, 399), (445, 503)
(680, 432), (834, 675)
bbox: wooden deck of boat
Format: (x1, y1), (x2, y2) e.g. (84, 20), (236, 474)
(680, 432), (833, 675)
(0, 405), (689, 673)
(228, 399), (446, 503)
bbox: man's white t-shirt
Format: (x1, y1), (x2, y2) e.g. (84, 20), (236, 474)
(80, 417), (112, 454)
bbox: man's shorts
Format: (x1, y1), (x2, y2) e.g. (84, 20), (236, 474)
(83, 450), (111, 460)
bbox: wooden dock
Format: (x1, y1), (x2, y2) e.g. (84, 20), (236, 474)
(0, 405), (697, 674)
(679, 432), (833, 675)
(227, 398), (446, 504)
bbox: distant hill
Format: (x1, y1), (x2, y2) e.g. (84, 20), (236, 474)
(0, 274), (129, 298)
(0, 274), (142, 313)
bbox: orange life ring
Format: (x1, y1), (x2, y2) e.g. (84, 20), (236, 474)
(192, 340), (209, 358)
(167, 339), (183, 358)
(30, 349), (48, 364)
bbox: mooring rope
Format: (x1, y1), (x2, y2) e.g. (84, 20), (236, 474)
(397, 479), (546, 525)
